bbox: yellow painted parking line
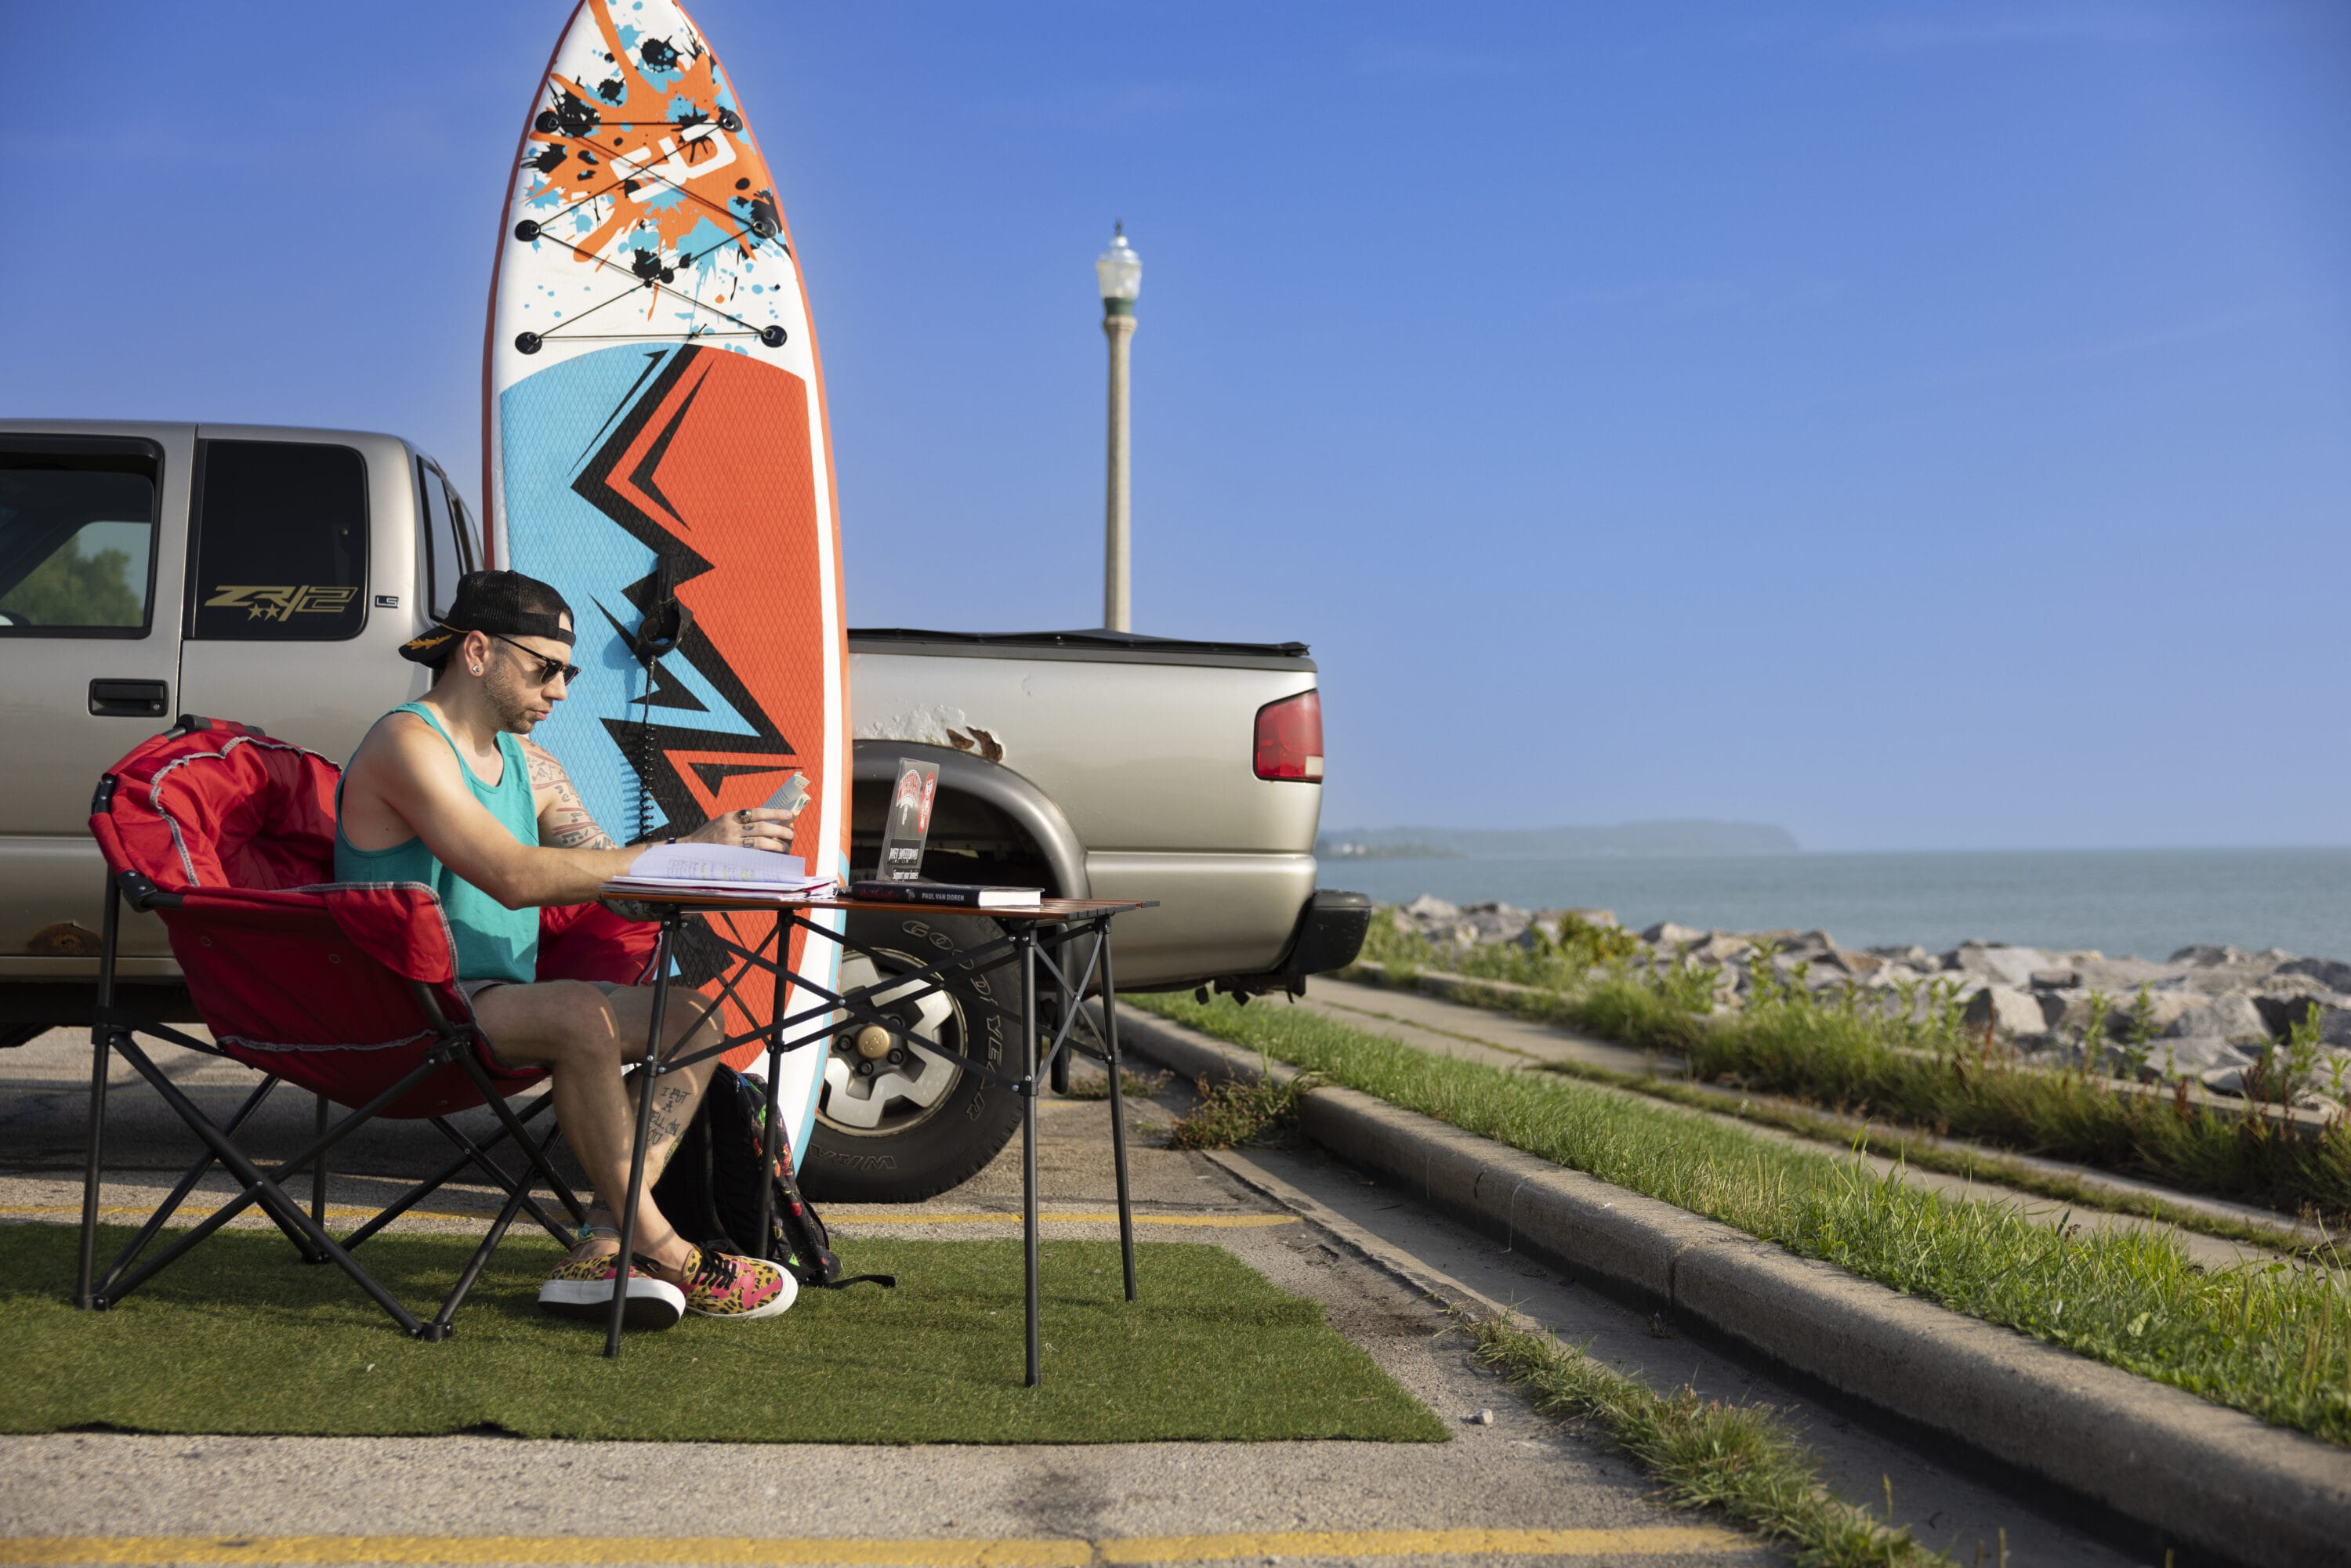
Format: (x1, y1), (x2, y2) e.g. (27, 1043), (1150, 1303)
(0, 1541), (1080, 1567)
(1100, 1528), (1751, 1561)
(0, 1528), (1750, 1566)
(827, 1211), (1299, 1229)
(2, 1207), (1298, 1231)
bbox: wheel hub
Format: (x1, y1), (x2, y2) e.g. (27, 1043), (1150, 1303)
(819, 952), (962, 1134)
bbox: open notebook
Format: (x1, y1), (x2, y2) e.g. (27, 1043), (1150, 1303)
(603, 842), (837, 902)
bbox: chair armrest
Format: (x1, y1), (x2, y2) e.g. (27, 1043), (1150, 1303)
(537, 900), (659, 987)
(315, 883), (461, 985)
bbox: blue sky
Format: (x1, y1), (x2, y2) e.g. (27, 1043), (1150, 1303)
(5, 2), (2346, 850)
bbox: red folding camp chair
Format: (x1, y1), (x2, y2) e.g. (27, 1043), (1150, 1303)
(76, 715), (657, 1339)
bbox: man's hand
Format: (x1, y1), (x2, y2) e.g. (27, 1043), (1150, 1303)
(677, 806), (795, 855)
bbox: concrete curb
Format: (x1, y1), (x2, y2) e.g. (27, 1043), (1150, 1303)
(1113, 1002), (2351, 1568)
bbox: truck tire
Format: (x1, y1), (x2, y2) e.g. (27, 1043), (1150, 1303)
(800, 909), (1026, 1203)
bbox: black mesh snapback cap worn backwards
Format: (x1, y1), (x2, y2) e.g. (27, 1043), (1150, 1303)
(400, 570), (576, 666)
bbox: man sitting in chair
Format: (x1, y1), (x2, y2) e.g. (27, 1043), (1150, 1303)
(337, 569), (799, 1331)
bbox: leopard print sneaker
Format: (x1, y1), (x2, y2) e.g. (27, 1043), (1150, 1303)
(671, 1245), (797, 1320)
(538, 1244), (686, 1331)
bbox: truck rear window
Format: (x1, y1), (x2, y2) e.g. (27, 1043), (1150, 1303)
(0, 437), (162, 638)
(188, 440), (368, 640)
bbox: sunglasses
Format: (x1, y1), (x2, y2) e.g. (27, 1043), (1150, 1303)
(487, 632), (581, 685)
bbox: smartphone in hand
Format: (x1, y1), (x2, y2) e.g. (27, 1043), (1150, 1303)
(764, 771), (812, 823)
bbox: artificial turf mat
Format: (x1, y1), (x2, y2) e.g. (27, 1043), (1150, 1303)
(0, 1225), (1446, 1444)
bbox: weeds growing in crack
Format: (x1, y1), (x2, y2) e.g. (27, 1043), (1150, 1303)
(1168, 1070), (1321, 1150)
(1470, 1315), (1945, 1566)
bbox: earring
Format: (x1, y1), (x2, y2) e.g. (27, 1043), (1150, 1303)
(470, 664), (483, 675)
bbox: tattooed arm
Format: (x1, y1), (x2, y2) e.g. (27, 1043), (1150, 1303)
(520, 737), (794, 871)
(521, 738), (621, 851)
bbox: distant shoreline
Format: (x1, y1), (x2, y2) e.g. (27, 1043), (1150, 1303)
(1320, 842), (1463, 861)
(1320, 820), (1799, 860)
(1312, 846), (2351, 966)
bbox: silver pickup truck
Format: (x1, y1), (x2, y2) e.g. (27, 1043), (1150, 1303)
(0, 419), (1368, 1198)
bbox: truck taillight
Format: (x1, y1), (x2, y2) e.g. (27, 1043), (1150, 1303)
(1255, 690), (1324, 782)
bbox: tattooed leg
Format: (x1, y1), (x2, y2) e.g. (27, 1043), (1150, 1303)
(574, 1081), (699, 1234)
(474, 980), (726, 1269)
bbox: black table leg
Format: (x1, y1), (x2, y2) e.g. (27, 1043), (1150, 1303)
(1021, 924), (1041, 1387)
(758, 912), (786, 1251)
(1048, 929), (1071, 1097)
(607, 912), (677, 1358)
(1099, 923), (1138, 1302)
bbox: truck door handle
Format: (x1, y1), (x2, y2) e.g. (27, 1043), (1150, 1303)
(89, 679), (169, 718)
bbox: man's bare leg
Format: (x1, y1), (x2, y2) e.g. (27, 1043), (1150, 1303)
(472, 980), (726, 1272)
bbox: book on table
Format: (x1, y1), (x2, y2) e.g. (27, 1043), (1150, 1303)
(603, 843), (837, 901)
(846, 878), (1043, 911)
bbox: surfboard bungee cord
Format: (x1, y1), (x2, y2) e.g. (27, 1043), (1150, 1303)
(536, 96), (744, 133)
(514, 74), (791, 355)
(509, 180), (785, 353)
(510, 223), (785, 354)
(540, 211), (785, 275)
(525, 107), (774, 241)
(527, 78), (766, 244)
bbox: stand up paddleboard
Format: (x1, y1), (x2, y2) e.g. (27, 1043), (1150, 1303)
(483, 0), (846, 1170)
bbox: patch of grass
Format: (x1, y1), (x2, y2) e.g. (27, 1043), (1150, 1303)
(0, 1226), (1445, 1444)
(1060, 1066), (1171, 1102)
(1555, 1059), (2338, 1262)
(1636, 970), (2351, 1221)
(1342, 986), (2335, 1260)
(1135, 991), (2351, 1447)
(1472, 1317), (1941, 1567)
(1168, 1070), (1320, 1150)
(1359, 908), (1637, 992)
(1356, 920), (2351, 1223)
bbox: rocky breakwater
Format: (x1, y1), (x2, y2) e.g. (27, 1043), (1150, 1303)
(1385, 894), (2351, 1111)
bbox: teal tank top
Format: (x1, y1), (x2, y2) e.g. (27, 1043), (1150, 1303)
(335, 701), (541, 985)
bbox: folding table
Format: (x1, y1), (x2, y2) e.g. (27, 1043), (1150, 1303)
(599, 889), (1155, 1379)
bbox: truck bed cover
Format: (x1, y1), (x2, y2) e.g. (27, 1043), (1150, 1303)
(848, 628), (1315, 671)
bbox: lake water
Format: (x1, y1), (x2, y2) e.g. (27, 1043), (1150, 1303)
(1320, 848), (2351, 963)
